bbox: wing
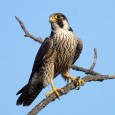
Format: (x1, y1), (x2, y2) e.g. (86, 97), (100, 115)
(29, 37), (54, 81)
(16, 37), (55, 106)
(72, 38), (83, 64)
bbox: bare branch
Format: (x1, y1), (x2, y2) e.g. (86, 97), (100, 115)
(15, 16), (43, 44)
(27, 75), (115, 115)
(90, 48), (97, 70)
(71, 64), (100, 75)
(71, 48), (98, 75)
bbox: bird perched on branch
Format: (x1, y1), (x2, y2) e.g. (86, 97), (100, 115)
(16, 13), (84, 106)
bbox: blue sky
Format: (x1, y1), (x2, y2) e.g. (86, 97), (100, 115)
(0, 0), (115, 115)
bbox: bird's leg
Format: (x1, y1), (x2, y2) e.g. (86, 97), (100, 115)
(45, 80), (64, 99)
(63, 70), (85, 90)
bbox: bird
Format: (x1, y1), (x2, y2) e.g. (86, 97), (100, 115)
(16, 13), (84, 106)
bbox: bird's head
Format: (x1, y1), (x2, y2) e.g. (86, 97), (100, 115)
(49, 13), (73, 31)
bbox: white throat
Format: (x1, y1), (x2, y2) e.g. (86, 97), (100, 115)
(63, 20), (70, 30)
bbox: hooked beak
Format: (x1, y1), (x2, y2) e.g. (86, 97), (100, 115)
(49, 16), (56, 23)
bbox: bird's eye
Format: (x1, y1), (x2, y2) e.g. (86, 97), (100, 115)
(55, 15), (61, 19)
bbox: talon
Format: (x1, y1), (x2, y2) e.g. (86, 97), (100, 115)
(57, 88), (64, 93)
(45, 92), (51, 97)
(45, 87), (63, 99)
(63, 73), (85, 90)
(75, 78), (85, 90)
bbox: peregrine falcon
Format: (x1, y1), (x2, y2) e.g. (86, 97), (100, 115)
(16, 13), (84, 106)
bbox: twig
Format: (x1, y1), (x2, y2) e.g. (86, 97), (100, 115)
(27, 74), (115, 115)
(71, 48), (99, 75)
(90, 48), (97, 70)
(71, 64), (100, 75)
(15, 16), (43, 44)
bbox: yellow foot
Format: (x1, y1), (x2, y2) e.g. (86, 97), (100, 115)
(45, 88), (64, 99)
(75, 78), (85, 90)
(69, 77), (85, 90)
(62, 70), (85, 90)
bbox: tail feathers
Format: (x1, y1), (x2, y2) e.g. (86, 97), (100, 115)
(16, 84), (28, 95)
(16, 83), (43, 106)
